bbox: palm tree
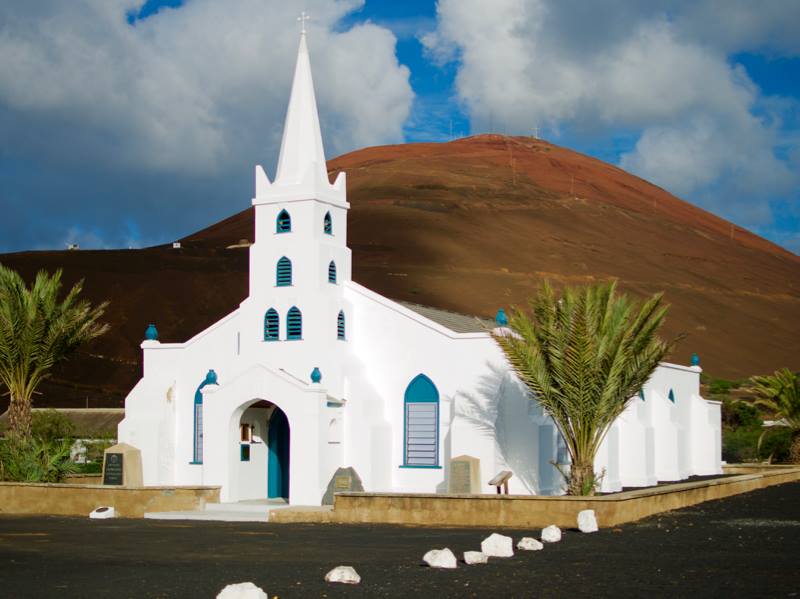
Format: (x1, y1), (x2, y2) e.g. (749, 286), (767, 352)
(492, 281), (674, 495)
(750, 368), (800, 463)
(0, 265), (108, 440)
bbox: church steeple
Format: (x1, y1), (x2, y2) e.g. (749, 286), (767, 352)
(254, 25), (346, 206)
(275, 29), (327, 185)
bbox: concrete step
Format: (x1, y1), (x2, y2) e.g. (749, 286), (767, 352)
(205, 500), (286, 514)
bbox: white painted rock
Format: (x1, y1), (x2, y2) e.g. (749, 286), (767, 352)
(89, 506), (115, 519)
(578, 509), (599, 533)
(324, 565), (361, 584)
(423, 548), (458, 569)
(541, 525), (562, 543)
(517, 537), (544, 551)
(216, 582), (268, 599)
(480, 533), (514, 557)
(463, 551), (488, 565)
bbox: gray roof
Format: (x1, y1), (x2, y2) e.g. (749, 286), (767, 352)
(397, 301), (494, 333)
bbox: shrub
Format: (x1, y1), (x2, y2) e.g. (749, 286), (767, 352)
(710, 377), (742, 397)
(722, 427), (761, 463)
(759, 427), (793, 463)
(722, 426), (794, 464)
(722, 399), (761, 429)
(31, 409), (76, 443)
(0, 436), (78, 483)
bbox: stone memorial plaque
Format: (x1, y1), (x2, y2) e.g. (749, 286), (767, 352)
(322, 466), (364, 505)
(448, 454), (481, 494)
(334, 474), (352, 491)
(102, 453), (124, 485)
(102, 442), (143, 487)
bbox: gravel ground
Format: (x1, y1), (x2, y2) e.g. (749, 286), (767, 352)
(1, 482), (799, 598)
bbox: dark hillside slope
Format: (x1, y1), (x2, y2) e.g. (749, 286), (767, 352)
(2, 135), (797, 409)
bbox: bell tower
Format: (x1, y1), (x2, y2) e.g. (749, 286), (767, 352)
(244, 25), (352, 371)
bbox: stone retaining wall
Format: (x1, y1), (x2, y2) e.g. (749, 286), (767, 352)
(0, 483), (220, 518)
(271, 466), (800, 527)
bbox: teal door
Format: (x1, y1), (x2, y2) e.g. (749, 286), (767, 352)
(267, 408), (290, 500)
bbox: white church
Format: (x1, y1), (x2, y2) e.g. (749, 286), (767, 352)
(118, 29), (722, 505)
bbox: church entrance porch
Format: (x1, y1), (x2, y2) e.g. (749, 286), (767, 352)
(236, 401), (290, 502)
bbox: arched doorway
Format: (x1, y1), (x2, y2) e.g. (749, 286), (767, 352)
(268, 407), (290, 500)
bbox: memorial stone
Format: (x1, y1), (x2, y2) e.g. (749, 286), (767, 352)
(448, 454), (481, 494)
(322, 466), (364, 505)
(102, 443), (143, 487)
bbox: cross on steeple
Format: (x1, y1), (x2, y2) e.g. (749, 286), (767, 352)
(298, 11), (310, 35)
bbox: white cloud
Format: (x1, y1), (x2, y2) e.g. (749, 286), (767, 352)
(0, 0), (412, 249)
(424, 0), (799, 231)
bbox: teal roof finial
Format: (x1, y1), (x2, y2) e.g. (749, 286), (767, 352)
(144, 323), (158, 341)
(691, 353), (700, 366)
(310, 367), (322, 384)
(495, 308), (508, 326)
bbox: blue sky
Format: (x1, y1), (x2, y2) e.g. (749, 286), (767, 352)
(1, 0), (798, 253)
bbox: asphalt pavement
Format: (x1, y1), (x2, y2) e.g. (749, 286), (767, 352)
(1, 482), (799, 598)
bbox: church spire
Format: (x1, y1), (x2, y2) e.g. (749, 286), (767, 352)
(274, 26), (328, 186)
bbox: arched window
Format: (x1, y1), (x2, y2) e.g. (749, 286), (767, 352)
(276, 256), (292, 286)
(323, 211), (332, 235)
(668, 388), (676, 403)
(337, 310), (346, 340)
(264, 308), (279, 341)
(276, 209), (291, 233)
(638, 389), (645, 401)
(286, 306), (302, 340)
(403, 374), (439, 467)
(192, 370), (217, 464)
(328, 260), (337, 284)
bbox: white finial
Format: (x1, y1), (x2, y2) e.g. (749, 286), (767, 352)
(298, 11), (310, 35)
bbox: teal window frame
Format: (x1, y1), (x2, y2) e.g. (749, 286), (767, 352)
(286, 306), (302, 340)
(323, 211), (332, 235)
(276, 209), (291, 233)
(328, 260), (337, 284)
(264, 308), (279, 341)
(402, 374), (440, 468)
(276, 256), (292, 287)
(668, 388), (676, 403)
(337, 310), (346, 340)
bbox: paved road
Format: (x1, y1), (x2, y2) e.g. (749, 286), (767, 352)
(1, 482), (799, 598)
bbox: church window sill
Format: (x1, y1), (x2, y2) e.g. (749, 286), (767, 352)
(399, 464), (442, 469)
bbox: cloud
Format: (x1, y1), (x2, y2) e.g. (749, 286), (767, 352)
(424, 0), (799, 236)
(0, 0), (413, 250)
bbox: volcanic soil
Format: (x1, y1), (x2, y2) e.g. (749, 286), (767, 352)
(1, 135), (798, 409)
(0, 482), (799, 598)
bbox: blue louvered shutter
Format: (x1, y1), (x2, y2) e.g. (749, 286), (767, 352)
(287, 307), (302, 339)
(324, 211), (332, 235)
(264, 309), (279, 340)
(337, 310), (345, 340)
(276, 210), (291, 233)
(276, 257), (292, 286)
(328, 260), (337, 284)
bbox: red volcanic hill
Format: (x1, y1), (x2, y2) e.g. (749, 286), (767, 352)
(2, 135), (798, 410)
